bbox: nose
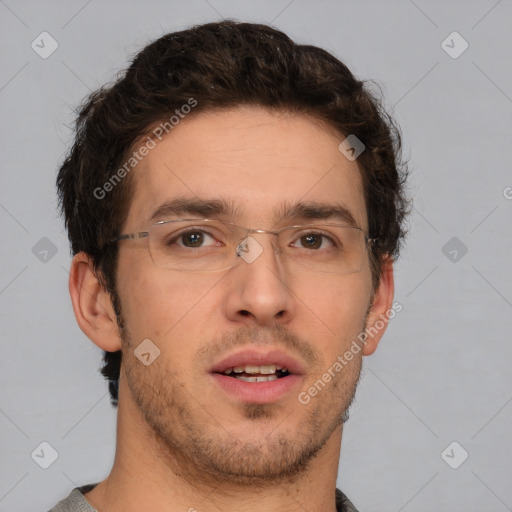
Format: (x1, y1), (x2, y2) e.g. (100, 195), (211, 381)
(223, 234), (295, 327)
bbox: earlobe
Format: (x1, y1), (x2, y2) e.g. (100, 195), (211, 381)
(68, 252), (121, 352)
(362, 256), (395, 356)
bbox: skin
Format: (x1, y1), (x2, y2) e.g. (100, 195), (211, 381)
(69, 106), (394, 512)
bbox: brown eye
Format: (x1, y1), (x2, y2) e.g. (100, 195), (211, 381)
(293, 232), (335, 250)
(166, 229), (218, 249)
(300, 234), (322, 249)
(182, 231), (205, 247)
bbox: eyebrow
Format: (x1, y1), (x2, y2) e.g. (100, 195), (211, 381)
(149, 197), (241, 222)
(149, 197), (359, 228)
(276, 200), (359, 227)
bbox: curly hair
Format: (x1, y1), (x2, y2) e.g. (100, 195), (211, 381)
(56, 20), (409, 408)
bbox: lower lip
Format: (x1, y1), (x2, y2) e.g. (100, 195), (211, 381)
(210, 373), (303, 404)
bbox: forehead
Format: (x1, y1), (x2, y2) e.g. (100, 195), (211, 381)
(124, 107), (367, 230)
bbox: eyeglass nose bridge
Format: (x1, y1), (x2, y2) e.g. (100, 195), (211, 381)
(235, 227), (282, 261)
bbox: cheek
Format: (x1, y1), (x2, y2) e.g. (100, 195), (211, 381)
(117, 263), (219, 354)
(293, 275), (371, 348)
(117, 263), (180, 338)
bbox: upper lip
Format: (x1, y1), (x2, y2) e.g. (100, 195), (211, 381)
(210, 348), (305, 375)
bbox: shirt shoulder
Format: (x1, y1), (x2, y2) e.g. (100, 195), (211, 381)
(47, 484), (99, 512)
(335, 487), (360, 512)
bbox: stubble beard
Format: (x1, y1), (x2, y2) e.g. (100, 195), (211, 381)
(120, 321), (363, 488)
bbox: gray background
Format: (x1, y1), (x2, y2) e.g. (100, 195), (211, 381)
(1, 1), (511, 510)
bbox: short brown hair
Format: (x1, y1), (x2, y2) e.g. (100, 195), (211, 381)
(57, 20), (409, 407)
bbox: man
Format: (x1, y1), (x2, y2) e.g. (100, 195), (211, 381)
(51, 20), (408, 512)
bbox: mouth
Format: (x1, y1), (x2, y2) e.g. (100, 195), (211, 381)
(209, 349), (304, 404)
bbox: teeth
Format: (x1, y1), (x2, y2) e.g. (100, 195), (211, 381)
(257, 364), (277, 374)
(235, 375), (278, 382)
(224, 364), (280, 375)
(257, 375), (277, 382)
(236, 376), (258, 382)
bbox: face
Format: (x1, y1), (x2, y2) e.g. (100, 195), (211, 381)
(115, 106), (375, 484)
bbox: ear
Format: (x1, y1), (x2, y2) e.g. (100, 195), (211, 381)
(362, 256), (395, 356)
(68, 252), (122, 352)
